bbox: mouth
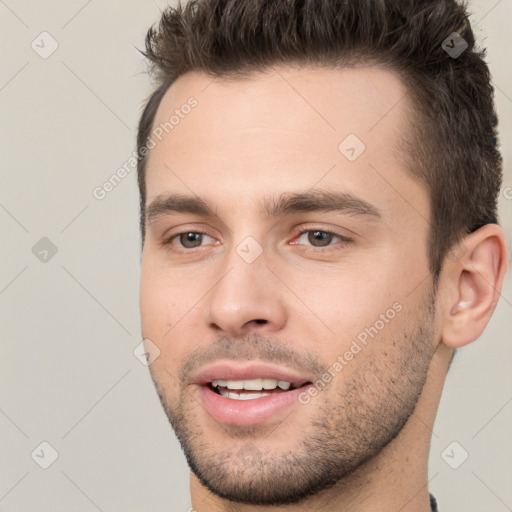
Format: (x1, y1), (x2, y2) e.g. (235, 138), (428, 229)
(192, 363), (314, 426)
(208, 378), (306, 400)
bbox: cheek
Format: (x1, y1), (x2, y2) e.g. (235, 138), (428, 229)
(139, 261), (175, 335)
(139, 261), (203, 370)
(289, 270), (399, 338)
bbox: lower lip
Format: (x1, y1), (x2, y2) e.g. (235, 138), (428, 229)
(198, 385), (310, 426)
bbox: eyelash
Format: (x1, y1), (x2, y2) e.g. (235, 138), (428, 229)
(165, 230), (214, 250)
(293, 229), (352, 252)
(164, 228), (352, 252)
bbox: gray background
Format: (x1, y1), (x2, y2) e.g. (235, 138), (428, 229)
(0, 1), (511, 511)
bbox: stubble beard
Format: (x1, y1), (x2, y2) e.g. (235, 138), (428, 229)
(150, 297), (437, 506)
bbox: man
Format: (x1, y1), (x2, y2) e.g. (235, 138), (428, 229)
(137, 0), (508, 510)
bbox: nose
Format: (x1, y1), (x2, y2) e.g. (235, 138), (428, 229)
(206, 253), (287, 337)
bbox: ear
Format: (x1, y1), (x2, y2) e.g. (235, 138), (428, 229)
(441, 224), (509, 349)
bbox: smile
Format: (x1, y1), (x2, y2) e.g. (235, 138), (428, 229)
(192, 364), (314, 426)
(210, 378), (298, 400)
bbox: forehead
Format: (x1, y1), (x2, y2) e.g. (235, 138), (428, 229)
(151, 65), (411, 155)
(145, 65), (427, 225)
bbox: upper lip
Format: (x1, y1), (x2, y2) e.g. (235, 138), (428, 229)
(189, 361), (315, 387)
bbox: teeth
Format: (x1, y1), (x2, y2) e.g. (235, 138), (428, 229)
(219, 388), (272, 400)
(243, 378), (263, 390)
(262, 378), (278, 389)
(227, 380), (244, 389)
(211, 378), (292, 391)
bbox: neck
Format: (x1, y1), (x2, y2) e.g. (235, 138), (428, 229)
(190, 343), (452, 512)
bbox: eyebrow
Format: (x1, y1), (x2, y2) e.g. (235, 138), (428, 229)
(263, 190), (382, 219)
(146, 189), (382, 226)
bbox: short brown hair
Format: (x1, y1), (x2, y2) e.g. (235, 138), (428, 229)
(137, 0), (502, 279)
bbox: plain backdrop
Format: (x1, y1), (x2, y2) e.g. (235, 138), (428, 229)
(1, 1), (511, 511)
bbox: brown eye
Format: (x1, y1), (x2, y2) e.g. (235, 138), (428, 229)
(177, 232), (206, 248)
(293, 229), (351, 251)
(165, 230), (217, 251)
(307, 230), (333, 247)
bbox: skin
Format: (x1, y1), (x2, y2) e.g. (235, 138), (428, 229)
(139, 65), (508, 512)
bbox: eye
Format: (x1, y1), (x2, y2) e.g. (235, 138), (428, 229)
(168, 231), (216, 249)
(293, 229), (350, 249)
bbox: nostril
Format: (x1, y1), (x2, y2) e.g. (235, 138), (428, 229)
(253, 319), (267, 325)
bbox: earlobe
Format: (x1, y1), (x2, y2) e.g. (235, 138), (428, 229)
(442, 224), (509, 349)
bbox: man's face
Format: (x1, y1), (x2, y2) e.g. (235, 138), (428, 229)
(139, 66), (439, 505)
